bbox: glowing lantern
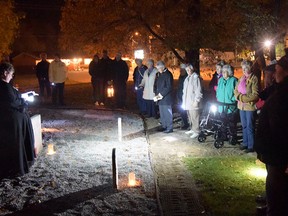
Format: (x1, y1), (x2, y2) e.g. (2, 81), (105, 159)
(107, 81), (114, 98)
(128, 172), (136, 187)
(47, 144), (56, 155)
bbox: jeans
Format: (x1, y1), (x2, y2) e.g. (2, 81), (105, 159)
(239, 110), (255, 149)
(159, 105), (173, 131)
(52, 82), (65, 105)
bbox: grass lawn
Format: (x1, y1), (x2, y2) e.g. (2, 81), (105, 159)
(184, 156), (266, 216)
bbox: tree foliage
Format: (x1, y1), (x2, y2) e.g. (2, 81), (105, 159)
(59, 0), (286, 62)
(0, 0), (20, 58)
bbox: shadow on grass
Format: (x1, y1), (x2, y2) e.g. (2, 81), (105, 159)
(6, 183), (115, 216)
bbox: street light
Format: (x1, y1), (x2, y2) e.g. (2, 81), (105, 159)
(264, 40), (272, 48)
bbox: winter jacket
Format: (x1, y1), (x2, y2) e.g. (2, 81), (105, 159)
(155, 68), (173, 105)
(133, 65), (148, 87)
(89, 60), (102, 83)
(139, 67), (157, 100)
(36, 60), (50, 81)
(216, 76), (238, 113)
(48, 60), (67, 83)
(182, 72), (203, 110)
(112, 59), (129, 87)
(255, 77), (288, 166)
(234, 74), (259, 111)
(99, 57), (113, 81)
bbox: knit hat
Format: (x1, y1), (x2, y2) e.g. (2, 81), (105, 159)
(277, 56), (288, 71)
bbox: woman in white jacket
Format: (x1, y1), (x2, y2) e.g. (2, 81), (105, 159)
(139, 59), (158, 118)
(182, 64), (203, 138)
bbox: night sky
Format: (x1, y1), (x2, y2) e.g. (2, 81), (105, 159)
(13, 0), (64, 55)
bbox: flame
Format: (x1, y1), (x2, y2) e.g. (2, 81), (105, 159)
(47, 144), (56, 155)
(107, 86), (114, 97)
(128, 172), (136, 187)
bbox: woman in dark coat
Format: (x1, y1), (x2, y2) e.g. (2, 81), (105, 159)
(0, 63), (35, 179)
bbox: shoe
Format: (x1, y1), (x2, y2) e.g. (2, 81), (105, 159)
(239, 145), (248, 150)
(180, 125), (189, 130)
(244, 148), (254, 153)
(163, 129), (173, 133)
(256, 205), (267, 215)
(95, 101), (99, 106)
(100, 102), (104, 106)
(190, 133), (199, 139)
(185, 130), (194, 135)
(157, 127), (166, 132)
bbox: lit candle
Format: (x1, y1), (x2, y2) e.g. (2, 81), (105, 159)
(128, 172), (136, 187)
(47, 144), (56, 155)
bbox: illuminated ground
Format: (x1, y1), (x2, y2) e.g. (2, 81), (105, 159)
(0, 109), (158, 215)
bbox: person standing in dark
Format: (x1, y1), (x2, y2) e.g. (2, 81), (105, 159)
(255, 56), (288, 216)
(49, 53), (67, 106)
(177, 63), (189, 130)
(154, 61), (174, 133)
(209, 60), (225, 100)
(99, 49), (113, 84)
(0, 63), (35, 179)
(35, 53), (51, 101)
(89, 54), (104, 106)
(112, 52), (129, 109)
(133, 58), (147, 115)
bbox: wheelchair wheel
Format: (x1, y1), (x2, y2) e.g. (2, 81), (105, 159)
(229, 136), (238, 145)
(198, 134), (206, 142)
(214, 140), (224, 148)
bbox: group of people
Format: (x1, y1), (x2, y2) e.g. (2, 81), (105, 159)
(89, 50), (129, 108)
(36, 53), (67, 106)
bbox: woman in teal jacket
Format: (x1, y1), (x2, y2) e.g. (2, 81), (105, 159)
(216, 64), (238, 140)
(216, 64), (238, 113)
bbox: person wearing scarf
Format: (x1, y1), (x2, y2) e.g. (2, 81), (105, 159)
(234, 60), (259, 153)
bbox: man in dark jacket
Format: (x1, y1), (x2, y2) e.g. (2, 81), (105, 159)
(154, 61), (174, 133)
(89, 54), (104, 105)
(35, 53), (51, 100)
(255, 56), (288, 216)
(112, 52), (129, 108)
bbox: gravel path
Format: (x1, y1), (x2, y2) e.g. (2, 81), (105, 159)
(0, 109), (158, 216)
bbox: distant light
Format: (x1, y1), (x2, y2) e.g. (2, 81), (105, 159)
(135, 32), (139, 36)
(134, 50), (144, 59)
(264, 40), (272, 48)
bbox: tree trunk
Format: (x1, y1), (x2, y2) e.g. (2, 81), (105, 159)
(185, 48), (200, 74)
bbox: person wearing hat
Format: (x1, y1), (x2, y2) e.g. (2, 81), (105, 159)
(255, 56), (288, 216)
